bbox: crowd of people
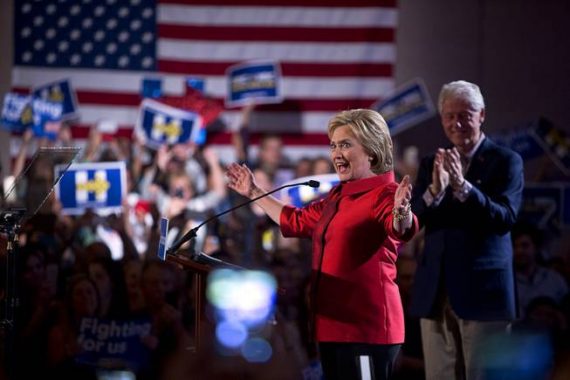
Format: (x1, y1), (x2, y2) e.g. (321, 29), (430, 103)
(0, 81), (569, 380)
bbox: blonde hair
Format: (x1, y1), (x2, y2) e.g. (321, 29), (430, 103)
(327, 109), (393, 174)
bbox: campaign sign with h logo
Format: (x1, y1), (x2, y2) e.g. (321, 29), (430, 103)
(226, 60), (282, 108)
(55, 161), (126, 216)
(33, 78), (78, 119)
(135, 99), (204, 150)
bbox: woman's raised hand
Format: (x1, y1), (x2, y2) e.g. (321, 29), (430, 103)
(226, 163), (257, 198)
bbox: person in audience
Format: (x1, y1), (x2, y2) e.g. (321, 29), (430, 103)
(513, 222), (568, 318)
(47, 274), (100, 379)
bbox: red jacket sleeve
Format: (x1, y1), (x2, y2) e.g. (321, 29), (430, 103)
(279, 198), (326, 238)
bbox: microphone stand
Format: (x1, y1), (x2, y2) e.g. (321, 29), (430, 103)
(166, 180), (320, 258)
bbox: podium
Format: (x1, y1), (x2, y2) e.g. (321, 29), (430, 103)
(165, 251), (244, 351)
(166, 253), (211, 350)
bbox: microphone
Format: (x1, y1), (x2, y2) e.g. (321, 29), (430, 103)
(165, 179), (320, 256)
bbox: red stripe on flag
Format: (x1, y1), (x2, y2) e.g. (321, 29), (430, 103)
(26, 90), (374, 112)
(77, 91), (142, 106)
(159, 0), (397, 8)
(67, 125), (330, 146)
(158, 25), (395, 43)
(207, 131), (331, 145)
(158, 60), (393, 77)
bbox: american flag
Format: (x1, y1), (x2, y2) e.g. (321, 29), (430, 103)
(12, 0), (398, 161)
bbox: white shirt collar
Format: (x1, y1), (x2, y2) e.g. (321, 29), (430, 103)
(464, 132), (486, 159)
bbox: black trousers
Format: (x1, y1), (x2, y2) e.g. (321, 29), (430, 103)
(319, 342), (401, 380)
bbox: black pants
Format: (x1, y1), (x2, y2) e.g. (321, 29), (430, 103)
(319, 342), (401, 380)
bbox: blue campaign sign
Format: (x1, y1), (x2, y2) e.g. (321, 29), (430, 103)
(520, 184), (564, 232)
(158, 217), (169, 261)
(33, 78), (78, 119)
(55, 161), (127, 216)
(493, 128), (544, 161)
(135, 99), (204, 150)
(531, 120), (570, 175)
(32, 98), (63, 140)
(280, 174), (339, 208)
(564, 187), (570, 226)
(226, 60), (282, 107)
(1, 92), (33, 132)
(75, 317), (152, 372)
(372, 78), (436, 136)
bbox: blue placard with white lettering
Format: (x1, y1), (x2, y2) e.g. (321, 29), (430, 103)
(520, 184), (564, 232)
(226, 60), (282, 107)
(33, 79), (78, 119)
(135, 99), (204, 150)
(372, 78), (436, 135)
(493, 129), (544, 161)
(54, 161), (127, 216)
(32, 98), (63, 140)
(1, 92), (33, 132)
(75, 317), (152, 372)
(158, 217), (169, 261)
(280, 174), (340, 208)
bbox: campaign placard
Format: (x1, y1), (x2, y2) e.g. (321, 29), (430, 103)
(531, 120), (570, 175)
(520, 183), (564, 232)
(1, 92), (33, 132)
(75, 317), (152, 371)
(371, 78), (436, 135)
(54, 161), (127, 216)
(226, 60), (282, 108)
(32, 98), (63, 140)
(33, 78), (78, 119)
(135, 99), (204, 150)
(280, 174), (340, 208)
(158, 217), (169, 261)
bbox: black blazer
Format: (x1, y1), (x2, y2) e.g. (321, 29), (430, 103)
(409, 138), (524, 321)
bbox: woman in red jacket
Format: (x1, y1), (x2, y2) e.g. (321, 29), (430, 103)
(227, 109), (418, 380)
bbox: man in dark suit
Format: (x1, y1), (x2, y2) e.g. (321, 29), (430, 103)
(409, 80), (524, 380)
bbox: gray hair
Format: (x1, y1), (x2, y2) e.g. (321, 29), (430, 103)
(438, 80), (485, 114)
(327, 109), (393, 174)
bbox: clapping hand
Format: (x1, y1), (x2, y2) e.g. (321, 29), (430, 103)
(430, 148), (450, 195)
(393, 175), (413, 232)
(444, 147), (465, 190)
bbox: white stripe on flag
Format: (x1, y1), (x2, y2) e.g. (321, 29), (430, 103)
(159, 5), (397, 28)
(158, 40), (396, 64)
(12, 67), (393, 99)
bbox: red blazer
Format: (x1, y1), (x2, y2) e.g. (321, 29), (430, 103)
(280, 172), (418, 344)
